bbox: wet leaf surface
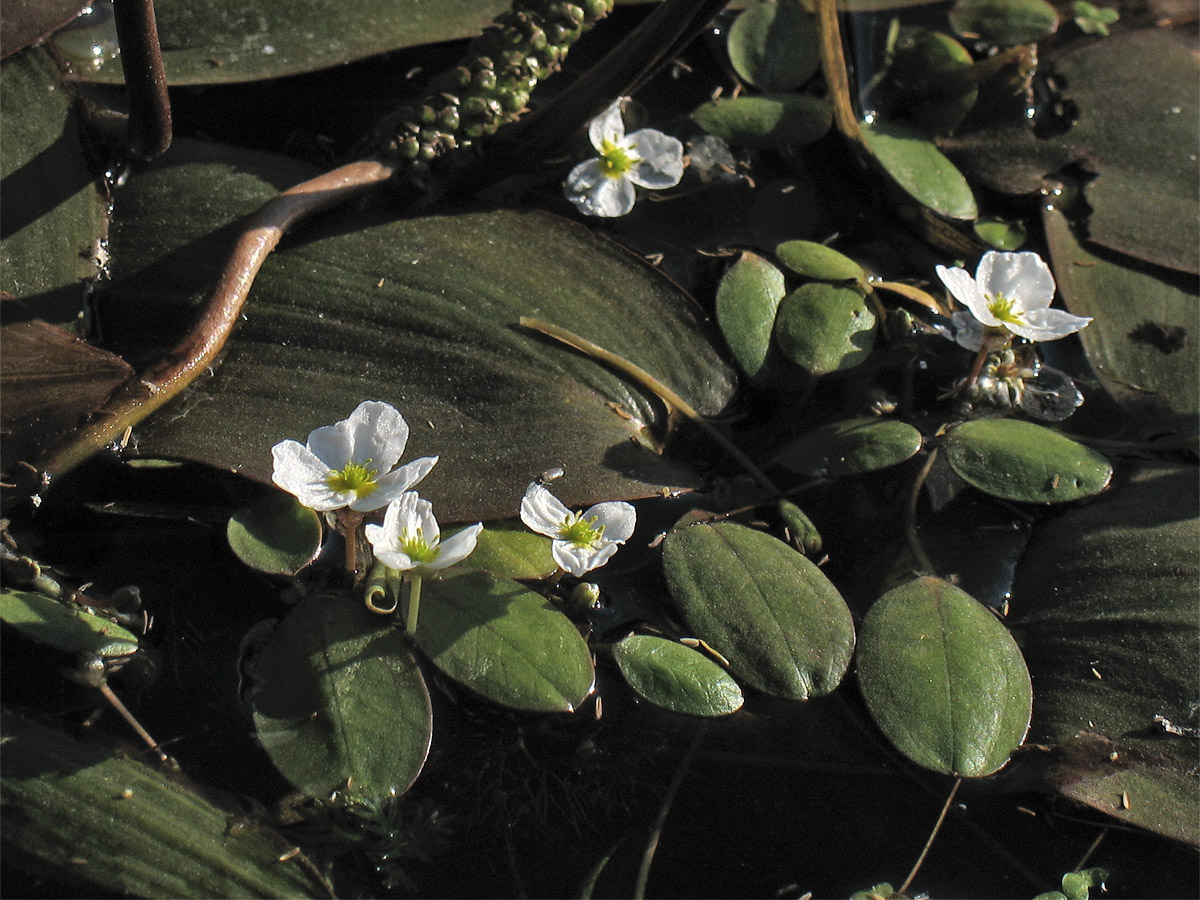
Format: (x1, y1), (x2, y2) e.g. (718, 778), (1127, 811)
(1010, 465), (1199, 844)
(663, 519), (855, 700)
(857, 576), (1033, 777)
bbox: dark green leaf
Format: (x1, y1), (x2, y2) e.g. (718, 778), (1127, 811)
(1, 588), (139, 659)
(450, 520), (557, 581)
(415, 569), (595, 713)
(1011, 466), (1199, 844)
(886, 29), (978, 136)
(773, 282), (877, 376)
(612, 633), (744, 717)
(774, 239), (865, 283)
(1, 47), (108, 325)
(727, 0), (820, 91)
(227, 491), (322, 576)
(942, 419), (1113, 504)
(98, 140), (735, 523)
(692, 94), (832, 149)
(948, 0), (1059, 44)
(663, 520), (855, 700)
(857, 576), (1033, 777)
(773, 417), (923, 477)
(1044, 206), (1198, 430)
(778, 499), (822, 556)
(862, 120), (978, 221)
(1, 712), (332, 899)
(251, 590), (432, 802)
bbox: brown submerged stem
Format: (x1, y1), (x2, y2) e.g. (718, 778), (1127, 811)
(112, 0), (172, 159)
(30, 160), (396, 492)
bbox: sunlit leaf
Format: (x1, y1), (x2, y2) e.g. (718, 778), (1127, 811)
(773, 282), (877, 376)
(251, 590), (432, 802)
(714, 251), (792, 386)
(862, 120), (978, 221)
(857, 576), (1032, 777)
(663, 519), (855, 700)
(1, 712), (332, 899)
(774, 239), (865, 283)
(1, 588), (139, 659)
(415, 569), (595, 713)
(612, 633), (744, 717)
(727, 0), (820, 91)
(941, 419), (1113, 504)
(450, 520), (557, 581)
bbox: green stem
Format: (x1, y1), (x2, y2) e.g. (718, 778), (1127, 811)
(519, 317), (781, 496)
(905, 448), (940, 577)
(405, 573), (424, 638)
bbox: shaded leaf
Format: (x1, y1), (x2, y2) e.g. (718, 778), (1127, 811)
(1, 0), (86, 58)
(1, 711), (332, 899)
(226, 491), (322, 577)
(862, 120), (978, 221)
(727, 0), (820, 91)
(778, 498), (822, 556)
(415, 569), (595, 713)
(886, 29), (978, 136)
(1010, 465), (1200, 844)
(663, 520), (855, 700)
(612, 633), (744, 717)
(857, 576), (1033, 777)
(942, 419), (1113, 504)
(0, 47), (108, 324)
(692, 94), (832, 149)
(774, 417), (923, 477)
(1043, 206), (1198, 431)
(948, 0), (1059, 44)
(251, 590), (432, 802)
(96, 140), (735, 523)
(774, 282), (877, 376)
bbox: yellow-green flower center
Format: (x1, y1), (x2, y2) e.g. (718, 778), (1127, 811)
(400, 528), (438, 564)
(599, 138), (638, 178)
(986, 293), (1024, 326)
(326, 459), (379, 498)
(559, 513), (604, 548)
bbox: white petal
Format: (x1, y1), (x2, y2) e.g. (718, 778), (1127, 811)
(552, 539), (617, 577)
(936, 264), (997, 327)
(583, 500), (636, 544)
(428, 523), (483, 569)
(949, 311), (985, 351)
(520, 482), (572, 537)
(977, 251), (1056, 312)
(271, 439), (345, 510)
(356, 455), (438, 511)
(625, 129), (684, 189)
(1008, 307), (1092, 343)
(588, 98), (627, 151)
(566, 165), (636, 217)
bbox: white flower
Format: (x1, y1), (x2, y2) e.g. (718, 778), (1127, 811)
(565, 98), (684, 218)
(520, 482), (636, 576)
(936, 251), (1092, 351)
(365, 492), (482, 572)
(271, 400), (437, 512)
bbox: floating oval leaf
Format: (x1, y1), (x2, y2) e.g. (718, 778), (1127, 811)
(1, 589), (139, 659)
(226, 491), (322, 577)
(857, 576), (1033, 777)
(450, 520), (556, 581)
(774, 282), (877, 376)
(942, 419), (1113, 504)
(887, 29), (977, 136)
(862, 120), (978, 221)
(251, 590), (432, 802)
(775, 240), (865, 283)
(778, 499), (822, 556)
(774, 417), (923, 477)
(1011, 465), (1199, 843)
(715, 251), (788, 385)
(727, 0), (820, 91)
(692, 94), (832, 149)
(663, 520), (855, 700)
(974, 216), (1027, 250)
(1, 712), (332, 899)
(415, 569), (594, 713)
(612, 634), (744, 717)
(949, 0), (1059, 45)
(96, 141), (735, 523)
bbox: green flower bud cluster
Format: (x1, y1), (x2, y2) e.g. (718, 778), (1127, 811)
(372, 0), (613, 177)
